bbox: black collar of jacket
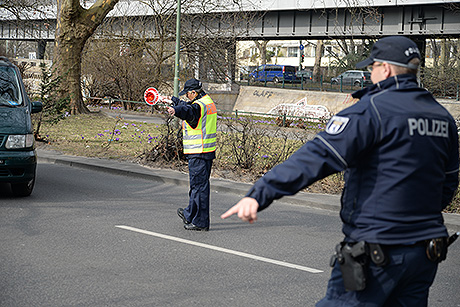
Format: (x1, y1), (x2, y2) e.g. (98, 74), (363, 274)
(352, 74), (418, 100)
(190, 91), (207, 103)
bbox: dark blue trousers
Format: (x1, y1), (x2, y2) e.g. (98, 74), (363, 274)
(183, 157), (213, 228)
(316, 244), (438, 306)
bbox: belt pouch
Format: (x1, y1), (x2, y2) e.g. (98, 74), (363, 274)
(426, 238), (448, 262)
(338, 243), (368, 291)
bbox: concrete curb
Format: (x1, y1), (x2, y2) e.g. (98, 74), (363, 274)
(36, 148), (460, 233)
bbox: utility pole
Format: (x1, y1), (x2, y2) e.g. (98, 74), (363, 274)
(173, 0), (181, 97)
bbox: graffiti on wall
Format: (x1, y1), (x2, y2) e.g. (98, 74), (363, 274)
(268, 97), (332, 121)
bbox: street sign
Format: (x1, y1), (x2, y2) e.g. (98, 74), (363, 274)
(144, 87), (159, 105)
(299, 44), (304, 50)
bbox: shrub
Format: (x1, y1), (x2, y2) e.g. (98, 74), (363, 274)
(32, 63), (70, 140)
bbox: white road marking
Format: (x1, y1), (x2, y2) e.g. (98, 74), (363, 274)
(115, 225), (323, 274)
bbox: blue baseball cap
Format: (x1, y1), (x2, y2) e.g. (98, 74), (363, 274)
(178, 78), (203, 96)
(356, 36), (421, 70)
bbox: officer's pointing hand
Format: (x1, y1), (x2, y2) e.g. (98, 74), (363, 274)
(221, 197), (260, 223)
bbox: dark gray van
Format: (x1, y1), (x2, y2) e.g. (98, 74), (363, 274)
(0, 57), (43, 196)
(331, 70), (372, 87)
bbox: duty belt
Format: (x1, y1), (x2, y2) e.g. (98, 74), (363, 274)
(329, 233), (459, 292)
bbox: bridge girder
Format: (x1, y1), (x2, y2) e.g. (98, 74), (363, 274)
(1, 4), (459, 42)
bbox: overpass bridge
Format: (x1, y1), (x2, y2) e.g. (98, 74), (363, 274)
(1, 0), (459, 68)
(2, 0), (460, 42)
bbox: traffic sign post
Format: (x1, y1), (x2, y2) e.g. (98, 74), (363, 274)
(299, 41), (304, 70)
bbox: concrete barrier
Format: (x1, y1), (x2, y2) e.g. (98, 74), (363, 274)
(211, 92), (239, 111)
(232, 86), (357, 115)
(438, 99), (460, 119)
(232, 85), (460, 118)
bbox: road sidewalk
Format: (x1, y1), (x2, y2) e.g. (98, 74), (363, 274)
(36, 148), (460, 232)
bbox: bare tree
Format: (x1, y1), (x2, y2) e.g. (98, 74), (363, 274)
(82, 39), (156, 109)
(326, 38), (373, 72)
(422, 38), (460, 97)
(179, 7), (261, 83)
(82, 0), (259, 105)
(0, 0), (47, 19)
(82, 0), (178, 108)
(54, 0), (119, 114)
(254, 41), (269, 66)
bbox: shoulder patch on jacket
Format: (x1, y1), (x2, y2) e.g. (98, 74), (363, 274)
(326, 116), (350, 135)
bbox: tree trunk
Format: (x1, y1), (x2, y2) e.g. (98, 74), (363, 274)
(313, 40), (323, 82)
(55, 36), (87, 114)
(457, 40), (460, 67)
(440, 38), (447, 77)
(55, 0), (119, 114)
(254, 40), (268, 66)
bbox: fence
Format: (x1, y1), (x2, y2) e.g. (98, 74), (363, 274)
(239, 74), (460, 101)
(86, 95), (331, 128)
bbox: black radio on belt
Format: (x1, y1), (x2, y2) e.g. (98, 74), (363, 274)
(426, 238), (447, 262)
(426, 232), (460, 263)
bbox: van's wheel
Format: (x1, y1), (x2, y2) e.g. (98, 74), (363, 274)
(273, 77), (280, 84)
(11, 177), (35, 197)
(354, 81), (362, 87)
(331, 80), (338, 85)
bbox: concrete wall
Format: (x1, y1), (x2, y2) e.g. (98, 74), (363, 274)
(230, 86), (460, 118)
(211, 93), (239, 111)
(208, 84), (460, 119)
(232, 86), (357, 115)
(205, 83), (240, 112)
(438, 99), (460, 119)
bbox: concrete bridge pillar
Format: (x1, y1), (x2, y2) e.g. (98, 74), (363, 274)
(226, 40), (236, 83)
(37, 40), (47, 59)
(192, 39), (237, 83)
(411, 37), (427, 83)
(412, 37), (427, 69)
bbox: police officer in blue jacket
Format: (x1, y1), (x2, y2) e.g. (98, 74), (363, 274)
(222, 36), (459, 305)
(163, 78), (217, 231)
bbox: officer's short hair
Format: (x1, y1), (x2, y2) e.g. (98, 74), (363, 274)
(391, 58), (420, 75)
(194, 88), (204, 95)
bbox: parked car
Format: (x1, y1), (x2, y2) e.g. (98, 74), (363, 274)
(249, 64), (297, 83)
(296, 70), (313, 81)
(331, 70), (372, 87)
(0, 56), (43, 197)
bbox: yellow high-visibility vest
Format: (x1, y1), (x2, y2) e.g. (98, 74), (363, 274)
(182, 94), (217, 154)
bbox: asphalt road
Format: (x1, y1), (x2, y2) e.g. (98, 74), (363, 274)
(1, 162), (459, 306)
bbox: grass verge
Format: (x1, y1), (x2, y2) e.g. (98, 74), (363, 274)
(35, 112), (163, 160)
(34, 111), (459, 214)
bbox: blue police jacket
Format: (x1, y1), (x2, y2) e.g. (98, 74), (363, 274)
(246, 74), (459, 245)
